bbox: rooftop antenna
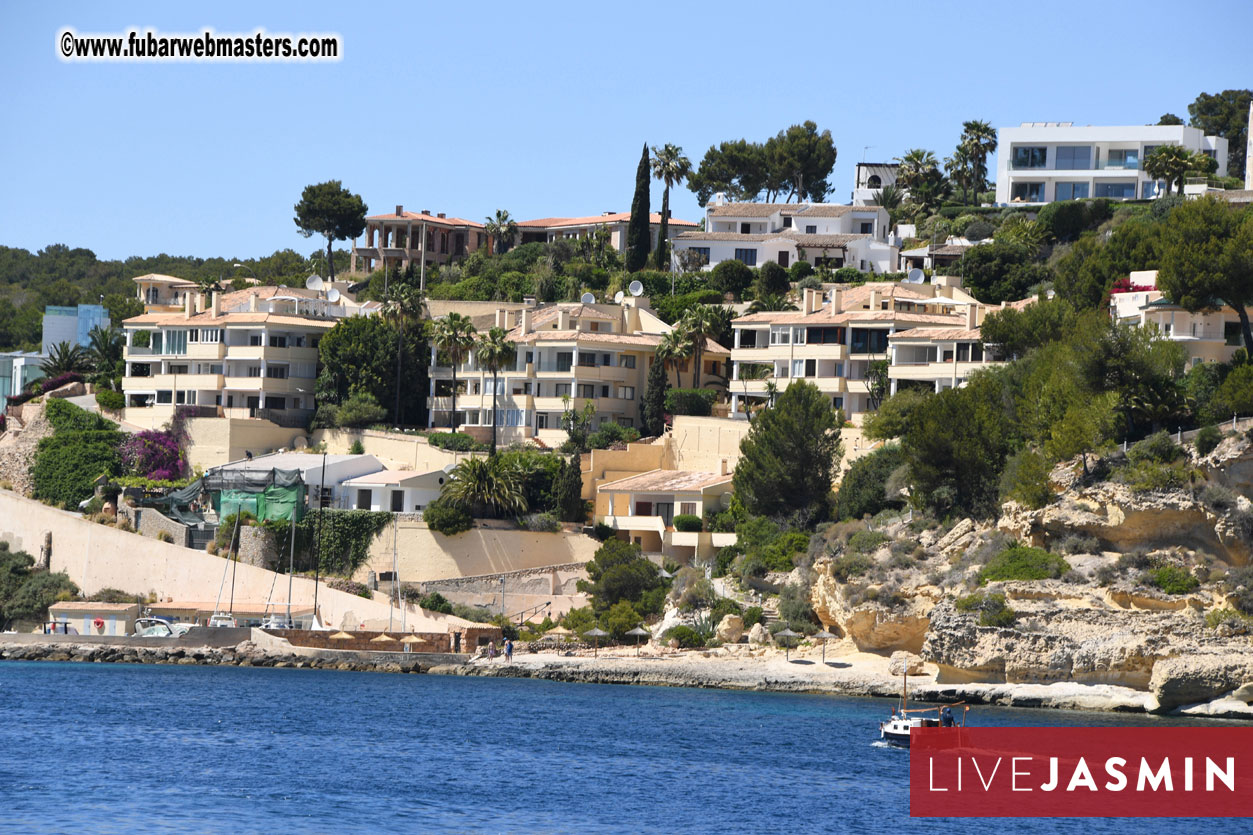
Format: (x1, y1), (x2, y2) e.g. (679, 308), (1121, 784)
(862, 145), (873, 162)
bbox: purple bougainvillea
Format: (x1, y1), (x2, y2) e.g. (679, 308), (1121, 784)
(120, 429), (186, 481)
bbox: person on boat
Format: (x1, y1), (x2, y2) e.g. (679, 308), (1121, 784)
(941, 707), (955, 727)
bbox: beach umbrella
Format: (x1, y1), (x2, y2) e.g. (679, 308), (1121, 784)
(813, 629), (837, 664)
(583, 627), (609, 657)
(370, 633), (397, 643)
(545, 625), (573, 648)
(401, 634), (429, 653)
(774, 627), (801, 661)
(625, 626), (650, 656)
(329, 631), (354, 640)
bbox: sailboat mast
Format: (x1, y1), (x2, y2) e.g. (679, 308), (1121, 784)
(286, 519), (296, 626)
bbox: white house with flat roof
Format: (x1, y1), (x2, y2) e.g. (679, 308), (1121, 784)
(597, 468), (737, 562)
(673, 196), (896, 274)
(211, 452), (385, 509)
(995, 122), (1227, 205)
(341, 468), (451, 513)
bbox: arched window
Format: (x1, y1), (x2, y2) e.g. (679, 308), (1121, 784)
(867, 175), (882, 188)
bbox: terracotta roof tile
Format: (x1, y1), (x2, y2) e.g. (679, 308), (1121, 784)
(888, 327), (982, 341)
(598, 469), (732, 493)
(366, 211), (484, 228)
(516, 212), (697, 229)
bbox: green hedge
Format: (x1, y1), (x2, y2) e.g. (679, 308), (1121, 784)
(424, 501), (473, 536)
(45, 398), (116, 432)
(428, 431), (486, 452)
(665, 388), (717, 417)
(663, 625), (705, 648)
(31, 429), (123, 509)
(94, 389), (125, 412)
(672, 514), (703, 532)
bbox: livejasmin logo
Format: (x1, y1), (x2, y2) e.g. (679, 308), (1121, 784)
(910, 727), (1253, 818)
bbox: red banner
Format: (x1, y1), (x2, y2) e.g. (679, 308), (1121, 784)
(910, 727), (1253, 817)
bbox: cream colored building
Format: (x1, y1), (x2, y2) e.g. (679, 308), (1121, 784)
(515, 211), (697, 252)
(597, 469), (737, 562)
(121, 286), (373, 428)
(132, 274), (199, 313)
(350, 205), (488, 274)
(47, 601), (141, 636)
(1110, 270), (1247, 368)
(428, 298), (729, 445)
(730, 281), (981, 416)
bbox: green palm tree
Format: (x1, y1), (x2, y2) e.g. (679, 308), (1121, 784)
(381, 283), (425, 426)
(656, 327), (691, 389)
(484, 209), (518, 255)
(944, 145), (975, 205)
(474, 326), (516, 455)
(895, 149), (939, 191)
(443, 456), (526, 517)
(680, 305), (720, 389)
(737, 362), (772, 416)
(747, 294), (798, 313)
(432, 312), (478, 432)
(42, 341), (91, 377)
(86, 325), (124, 389)
(650, 143), (692, 270)
(960, 120), (998, 196)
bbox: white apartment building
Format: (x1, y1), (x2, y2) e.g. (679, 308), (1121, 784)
(121, 286), (372, 428)
(729, 281), (979, 416)
(673, 196), (897, 274)
(995, 122), (1228, 205)
(428, 298), (729, 444)
(1110, 270), (1245, 368)
(851, 162), (901, 206)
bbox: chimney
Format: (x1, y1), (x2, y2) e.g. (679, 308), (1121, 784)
(558, 309), (571, 330)
(503, 310), (514, 330)
(802, 287), (818, 315)
(395, 204), (404, 216)
(184, 293), (192, 319)
(495, 309), (506, 329)
(523, 295), (537, 307)
(829, 289), (843, 316)
(720, 458), (730, 476)
(211, 291), (221, 319)
(248, 292), (259, 313)
(437, 212), (446, 219)
(868, 289), (882, 311)
(521, 308), (533, 333)
(965, 303), (979, 330)
(421, 209), (431, 216)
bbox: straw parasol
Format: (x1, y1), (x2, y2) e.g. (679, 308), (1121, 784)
(625, 626), (650, 656)
(774, 627), (801, 661)
(370, 633), (397, 643)
(329, 631), (354, 640)
(813, 629), (837, 663)
(583, 627), (609, 657)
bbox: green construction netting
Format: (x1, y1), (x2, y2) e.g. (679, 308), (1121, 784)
(149, 468), (305, 524)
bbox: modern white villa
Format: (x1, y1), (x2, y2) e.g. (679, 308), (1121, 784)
(995, 122), (1228, 205)
(672, 195), (897, 274)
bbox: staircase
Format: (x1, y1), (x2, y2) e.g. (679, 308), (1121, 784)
(759, 598), (780, 625)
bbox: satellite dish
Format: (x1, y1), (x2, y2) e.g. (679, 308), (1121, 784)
(278, 284), (287, 289)
(305, 275), (324, 292)
(614, 291), (625, 304)
(326, 288), (341, 303)
(580, 292), (596, 304)
(906, 268), (925, 284)
(719, 491), (733, 509)
(628, 280), (644, 297)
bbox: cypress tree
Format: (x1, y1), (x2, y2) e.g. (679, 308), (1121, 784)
(555, 454), (585, 522)
(626, 143), (651, 272)
(640, 356), (670, 437)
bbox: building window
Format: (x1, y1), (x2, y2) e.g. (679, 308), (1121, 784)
(1010, 182), (1044, 202)
(792, 326), (806, 345)
(266, 365), (288, 379)
(1106, 149), (1139, 170)
(740, 223), (751, 234)
(556, 352), (573, 372)
(807, 326), (845, 344)
(1226, 321), (1243, 346)
(792, 359), (805, 378)
(782, 216), (792, 228)
(555, 383), (571, 397)
(1055, 182), (1090, 201)
(356, 490), (372, 510)
(1011, 146), (1047, 168)
(866, 174), (881, 188)
(733, 248), (757, 267)
(805, 225), (817, 234)
(268, 335), (287, 348)
(1055, 146), (1092, 170)
(168, 364), (188, 374)
(859, 222), (873, 234)
(390, 491), (405, 512)
(621, 354), (636, 369)
(1142, 181), (1159, 199)
(163, 330), (187, 355)
(247, 366), (262, 377)
(619, 386), (635, 400)
(536, 413), (548, 429)
(249, 334), (263, 346)
(600, 385), (610, 398)
(769, 327), (790, 346)
(156, 391), (172, 404)
(577, 384), (595, 399)
(579, 353), (597, 367)
(264, 396), (285, 410)
(1094, 181), (1137, 199)
(689, 247), (710, 265)
(804, 359), (816, 377)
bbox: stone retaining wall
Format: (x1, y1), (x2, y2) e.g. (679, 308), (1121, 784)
(118, 504), (192, 548)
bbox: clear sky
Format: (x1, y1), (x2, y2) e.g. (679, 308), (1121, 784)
(2, 1), (1251, 262)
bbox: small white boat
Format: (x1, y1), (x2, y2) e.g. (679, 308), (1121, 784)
(207, 613), (238, 628)
(878, 671), (967, 747)
(133, 617), (191, 638)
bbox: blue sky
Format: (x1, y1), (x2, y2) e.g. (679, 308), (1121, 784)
(2, 1), (1251, 262)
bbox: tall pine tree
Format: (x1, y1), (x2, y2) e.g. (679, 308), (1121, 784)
(625, 143), (651, 272)
(640, 356), (670, 437)
(554, 454), (586, 522)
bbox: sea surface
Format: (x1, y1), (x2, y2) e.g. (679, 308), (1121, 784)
(0, 661), (1244, 834)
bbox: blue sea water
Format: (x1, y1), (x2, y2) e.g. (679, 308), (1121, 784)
(0, 661), (1244, 834)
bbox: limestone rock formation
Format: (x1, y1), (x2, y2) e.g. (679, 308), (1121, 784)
(810, 557), (934, 653)
(716, 614), (743, 644)
(1149, 652), (1253, 711)
(747, 623), (770, 645)
(888, 650), (925, 676)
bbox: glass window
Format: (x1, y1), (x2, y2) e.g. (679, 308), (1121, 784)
(859, 222), (874, 234)
(619, 386), (635, 400)
(1095, 181), (1137, 199)
(1012, 146), (1047, 168)
(805, 225), (817, 234)
(156, 391), (172, 404)
(265, 365), (288, 379)
(620, 354), (636, 369)
(769, 327), (790, 346)
(782, 217), (792, 228)
(1010, 182), (1044, 202)
(792, 327), (806, 344)
(733, 248), (757, 266)
(555, 383), (571, 397)
(264, 396), (285, 410)
(792, 359), (805, 377)
(1054, 182), (1090, 201)
(804, 359), (816, 377)
(1142, 181), (1159, 199)
(577, 384), (595, 399)
(556, 352), (573, 372)
(163, 330), (187, 355)
(1055, 146), (1091, 170)
(1106, 149), (1139, 170)
(690, 247), (710, 264)
(578, 353), (596, 367)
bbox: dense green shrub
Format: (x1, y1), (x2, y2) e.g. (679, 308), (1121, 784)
(334, 391), (386, 428)
(1128, 431), (1181, 464)
(587, 422), (640, 449)
(603, 600), (642, 640)
(348, 439), (365, 455)
(955, 591), (1017, 627)
(830, 552), (873, 582)
(663, 625), (705, 648)
(778, 582), (819, 633)
(664, 388), (717, 417)
(789, 260), (815, 282)
(708, 597), (743, 627)
(521, 512), (560, 533)
(755, 261), (790, 297)
(1201, 483), (1238, 512)
(847, 530), (889, 555)
(978, 545), (1070, 584)
(707, 260), (753, 296)
(592, 522), (615, 542)
(31, 429), (123, 509)
(428, 431), (482, 451)
(418, 592), (454, 614)
(45, 398), (116, 432)
(327, 578), (372, 599)
(672, 514), (703, 532)
(1195, 425), (1222, 456)
(424, 500), (473, 536)
(999, 449), (1053, 509)
(94, 389), (125, 412)
(837, 445), (905, 520)
(713, 545), (740, 578)
(1149, 565), (1199, 595)
(743, 606), (764, 628)
(1054, 534), (1100, 555)
(577, 539), (666, 615)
